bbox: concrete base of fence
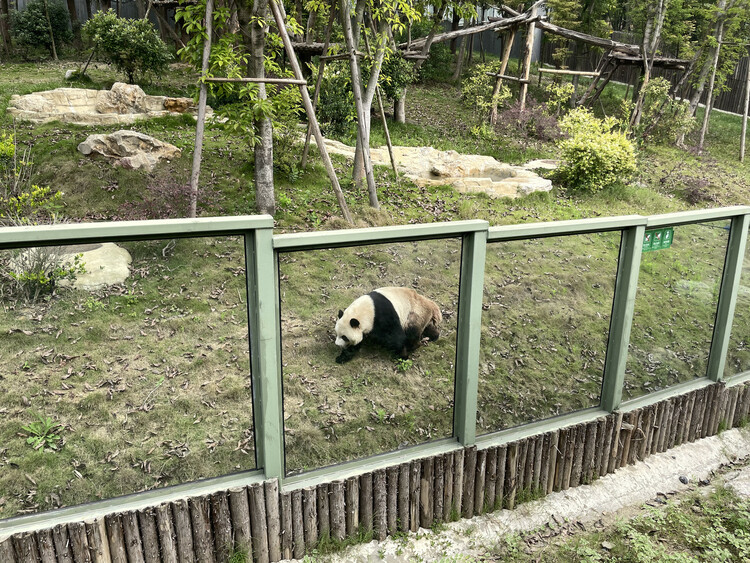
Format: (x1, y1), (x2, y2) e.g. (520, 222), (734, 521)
(2, 380), (750, 563)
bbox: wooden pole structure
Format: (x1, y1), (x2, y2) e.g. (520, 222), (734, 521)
(301, 7), (336, 169)
(189, 0), (213, 219)
(490, 28), (516, 125)
(363, 30), (399, 178)
(270, 0), (353, 223)
(699, 19), (725, 153)
(741, 54), (750, 162)
(519, 4), (537, 111)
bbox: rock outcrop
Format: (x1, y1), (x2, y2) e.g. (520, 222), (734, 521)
(317, 138), (553, 198)
(7, 83), (209, 126)
(78, 130), (181, 172)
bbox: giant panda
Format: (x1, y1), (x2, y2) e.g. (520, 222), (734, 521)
(334, 287), (442, 364)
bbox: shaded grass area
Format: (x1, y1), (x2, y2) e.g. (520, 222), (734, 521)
(2, 60), (750, 518)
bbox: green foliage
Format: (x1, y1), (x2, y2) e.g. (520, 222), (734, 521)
(555, 107), (637, 193)
(10, 0), (72, 58)
(312, 60), (356, 135)
(632, 77), (695, 144)
(419, 43), (454, 83)
(379, 54), (417, 102)
(83, 10), (172, 83)
(22, 413), (63, 451)
(544, 82), (575, 117)
(395, 358), (413, 372)
(461, 62), (511, 120)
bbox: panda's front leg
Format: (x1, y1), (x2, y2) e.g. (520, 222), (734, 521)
(336, 344), (360, 364)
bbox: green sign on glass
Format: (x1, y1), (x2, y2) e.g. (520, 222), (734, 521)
(643, 227), (674, 252)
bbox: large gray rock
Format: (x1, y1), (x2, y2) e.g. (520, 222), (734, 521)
(7, 82), (209, 125)
(78, 130), (181, 172)
(314, 138), (552, 198)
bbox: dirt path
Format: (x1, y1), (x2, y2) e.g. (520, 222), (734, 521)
(289, 427), (750, 562)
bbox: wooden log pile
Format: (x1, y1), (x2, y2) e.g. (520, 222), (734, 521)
(3, 381), (750, 562)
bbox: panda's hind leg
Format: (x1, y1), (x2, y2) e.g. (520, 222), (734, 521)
(422, 321), (440, 342)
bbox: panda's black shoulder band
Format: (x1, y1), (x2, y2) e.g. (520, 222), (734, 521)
(368, 291), (402, 336)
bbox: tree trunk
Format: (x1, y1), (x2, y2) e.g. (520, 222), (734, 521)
(43, 0), (58, 60)
(249, 0), (274, 214)
(452, 35), (467, 81)
(450, 11), (459, 53)
(0, 0), (11, 55)
(678, 0), (729, 145)
(741, 54), (750, 161)
(341, 0), (381, 208)
(188, 0), (213, 219)
(698, 19), (725, 152)
(395, 89), (406, 123)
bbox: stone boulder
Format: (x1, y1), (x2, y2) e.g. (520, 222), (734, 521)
(315, 138), (552, 198)
(7, 83), (209, 126)
(78, 130), (181, 172)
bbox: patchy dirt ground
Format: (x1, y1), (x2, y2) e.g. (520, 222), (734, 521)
(292, 427), (750, 562)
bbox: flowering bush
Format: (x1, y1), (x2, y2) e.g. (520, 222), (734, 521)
(555, 107), (637, 193)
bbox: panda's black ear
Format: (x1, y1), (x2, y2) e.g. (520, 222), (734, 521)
(350, 318), (360, 328)
(338, 310), (344, 319)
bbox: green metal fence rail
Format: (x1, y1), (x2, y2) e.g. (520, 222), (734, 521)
(2, 206), (750, 537)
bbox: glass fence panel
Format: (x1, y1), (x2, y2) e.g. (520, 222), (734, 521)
(477, 232), (620, 433)
(625, 220), (729, 400)
(725, 227), (750, 378)
(280, 239), (461, 475)
(0, 236), (254, 520)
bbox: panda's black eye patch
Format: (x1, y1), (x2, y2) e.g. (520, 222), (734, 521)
(341, 335), (349, 342)
(350, 318), (360, 328)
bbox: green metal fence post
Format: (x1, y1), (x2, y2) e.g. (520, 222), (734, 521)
(453, 226), (488, 446)
(707, 213), (750, 381)
(246, 227), (285, 480)
(600, 224), (645, 412)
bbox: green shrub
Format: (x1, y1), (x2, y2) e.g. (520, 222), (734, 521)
(555, 107), (637, 193)
(312, 60), (355, 135)
(461, 62), (511, 120)
(419, 43), (454, 83)
(379, 54), (417, 103)
(83, 10), (172, 83)
(10, 0), (72, 58)
(632, 77), (696, 144)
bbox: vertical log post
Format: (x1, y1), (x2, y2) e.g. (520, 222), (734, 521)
(374, 469), (388, 540)
(359, 473), (373, 534)
(301, 487), (317, 551)
(155, 505), (178, 563)
(387, 467), (399, 534)
(52, 525), (74, 563)
(519, 5), (537, 111)
(291, 489), (304, 559)
(346, 477), (359, 536)
(210, 492), (233, 563)
(330, 481), (345, 541)
(265, 480), (282, 562)
(269, 0), (352, 223)
(399, 463), (411, 532)
(229, 488), (252, 557)
(280, 492), (293, 560)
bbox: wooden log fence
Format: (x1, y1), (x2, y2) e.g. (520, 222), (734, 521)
(2, 380), (744, 562)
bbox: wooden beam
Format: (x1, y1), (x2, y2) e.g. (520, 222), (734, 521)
(204, 77), (307, 85)
(485, 72), (530, 84)
(538, 68), (600, 77)
(320, 51), (367, 61)
(402, 11), (533, 50)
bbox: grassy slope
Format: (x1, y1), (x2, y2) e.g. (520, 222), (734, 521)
(2, 61), (750, 517)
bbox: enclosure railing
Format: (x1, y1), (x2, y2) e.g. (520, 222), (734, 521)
(2, 206), (750, 537)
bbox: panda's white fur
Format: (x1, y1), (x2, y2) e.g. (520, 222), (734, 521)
(334, 287), (442, 364)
